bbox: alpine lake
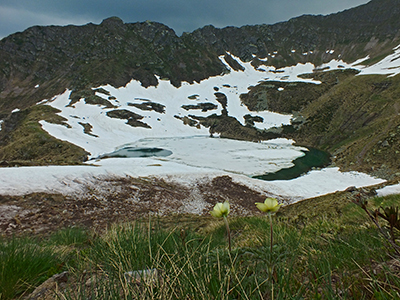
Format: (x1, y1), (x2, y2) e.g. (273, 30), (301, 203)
(98, 145), (331, 181)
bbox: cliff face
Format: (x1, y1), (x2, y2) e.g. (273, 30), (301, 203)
(0, 17), (225, 112)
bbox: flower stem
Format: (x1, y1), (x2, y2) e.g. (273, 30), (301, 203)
(269, 213), (273, 254)
(223, 216), (231, 252)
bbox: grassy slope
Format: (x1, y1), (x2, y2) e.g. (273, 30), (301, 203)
(241, 70), (400, 178)
(0, 105), (88, 166)
(293, 73), (400, 176)
(240, 69), (360, 113)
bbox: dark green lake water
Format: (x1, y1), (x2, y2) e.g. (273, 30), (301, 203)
(100, 147), (173, 158)
(253, 148), (331, 181)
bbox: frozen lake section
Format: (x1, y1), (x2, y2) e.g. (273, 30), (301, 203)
(93, 137), (308, 176)
(0, 137), (386, 200)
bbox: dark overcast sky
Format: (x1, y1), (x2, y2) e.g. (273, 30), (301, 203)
(0, 0), (370, 39)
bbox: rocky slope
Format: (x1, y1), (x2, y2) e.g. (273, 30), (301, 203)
(1, 0), (399, 112)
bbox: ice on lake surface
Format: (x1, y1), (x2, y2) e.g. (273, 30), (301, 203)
(0, 136), (386, 199)
(101, 136), (307, 176)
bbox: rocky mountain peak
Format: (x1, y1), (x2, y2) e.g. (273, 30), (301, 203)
(100, 16), (124, 27)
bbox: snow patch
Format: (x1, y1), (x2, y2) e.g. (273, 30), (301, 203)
(318, 44), (400, 77)
(0, 163), (385, 201)
(357, 45), (400, 77)
(377, 183), (400, 197)
(266, 63), (320, 84)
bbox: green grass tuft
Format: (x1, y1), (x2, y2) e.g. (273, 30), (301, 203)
(0, 237), (62, 299)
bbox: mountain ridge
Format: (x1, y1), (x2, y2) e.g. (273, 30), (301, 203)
(1, 0), (400, 113)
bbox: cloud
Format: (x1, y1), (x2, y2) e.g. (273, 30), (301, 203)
(0, 5), (92, 39)
(0, 0), (370, 39)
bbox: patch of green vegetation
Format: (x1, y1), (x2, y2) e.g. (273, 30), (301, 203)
(0, 105), (88, 165)
(0, 236), (63, 299)
(181, 102), (218, 112)
(240, 69), (359, 114)
(128, 101), (166, 113)
(47, 227), (91, 247)
(106, 109), (151, 128)
(68, 88), (115, 108)
(2, 193), (400, 299)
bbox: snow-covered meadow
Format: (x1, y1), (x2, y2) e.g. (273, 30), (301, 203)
(2, 48), (400, 200)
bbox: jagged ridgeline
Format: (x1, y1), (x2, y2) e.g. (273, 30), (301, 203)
(0, 0), (400, 174)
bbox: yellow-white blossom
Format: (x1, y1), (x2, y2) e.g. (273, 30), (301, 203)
(255, 198), (282, 214)
(210, 201), (230, 218)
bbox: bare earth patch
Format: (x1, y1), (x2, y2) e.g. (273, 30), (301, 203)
(0, 175), (276, 236)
